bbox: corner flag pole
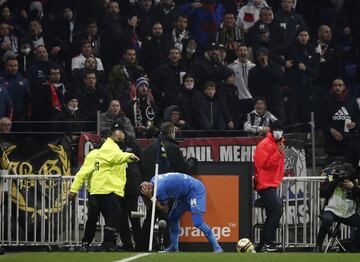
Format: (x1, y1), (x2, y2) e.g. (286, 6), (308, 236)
(148, 135), (161, 251)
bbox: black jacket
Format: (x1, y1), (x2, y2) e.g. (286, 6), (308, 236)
(142, 135), (193, 181)
(197, 94), (226, 130)
(176, 88), (203, 130)
(121, 136), (144, 196)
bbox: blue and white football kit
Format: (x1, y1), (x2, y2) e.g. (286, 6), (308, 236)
(150, 173), (222, 252)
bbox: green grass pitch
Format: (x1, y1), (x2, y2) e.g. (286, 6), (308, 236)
(0, 252), (360, 262)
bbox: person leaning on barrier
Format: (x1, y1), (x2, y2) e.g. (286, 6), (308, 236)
(70, 121), (140, 251)
(68, 145), (99, 251)
(315, 163), (360, 252)
(253, 120), (285, 252)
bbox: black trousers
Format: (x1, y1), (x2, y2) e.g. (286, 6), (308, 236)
(257, 188), (283, 245)
(82, 194), (100, 244)
(118, 194), (144, 250)
(93, 193), (123, 245)
(317, 210), (360, 250)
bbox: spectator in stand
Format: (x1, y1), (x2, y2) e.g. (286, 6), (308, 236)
(338, 0), (360, 66)
(283, 28), (318, 128)
(180, 0), (224, 49)
(236, 0), (269, 32)
(57, 4), (83, 59)
(193, 42), (227, 88)
(126, 77), (158, 138)
(218, 68), (238, 129)
(151, 0), (179, 34)
(176, 73), (203, 130)
(197, 81), (227, 130)
(32, 64), (68, 126)
(313, 25), (344, 104)
(0, 116), (12, 133)
(228, 44), (256, 126)
(247, 7), (282, 46)
(170, 15), (191, 53)
(244, 97), (277, 136)
(27, 19), (67, 61)
(78, 19), (101, 57)
(100, 99), (135, 138)
(249, 24), (281, 63)
(101, 0), (128, 71)
(274, 0), (306, 44)
(0, 5), (16, 26)
(140, 22), (171, 76)
(108, 47), (144, 105)
(71, 39), (104, 72)
(52, 92), (87, 141)
(135, 0), (154, 42)
(248, 47), (284, 120)
(215, 11), (245, 64)
(320, 78), (360, 159)
(183, 37), (202, 69)
(72, 56), (106, 90)
(152, 47), (186, 115)
(76, 70), (108, 129)
(0, 55), (30, 121)
(27, 45), (67, 89)
(0, 21), (20, 59)
(163, 105), (191, 134)
(0, 84), (12, 119)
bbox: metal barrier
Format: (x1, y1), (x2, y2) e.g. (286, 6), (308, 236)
(0, 174), (352, 250)
(253, 176), (352, 249)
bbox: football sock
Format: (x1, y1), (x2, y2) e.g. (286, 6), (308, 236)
(168, 220), (180, 251)
(192, 213), (222, 251)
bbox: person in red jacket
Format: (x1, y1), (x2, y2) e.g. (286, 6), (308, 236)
(253, 120), (285, 252)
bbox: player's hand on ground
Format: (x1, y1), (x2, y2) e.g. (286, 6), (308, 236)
(68, 192), (77, 202)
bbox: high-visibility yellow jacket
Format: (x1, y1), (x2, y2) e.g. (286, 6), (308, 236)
(70, 149), (98, 194)
(89, 137), (135, 197)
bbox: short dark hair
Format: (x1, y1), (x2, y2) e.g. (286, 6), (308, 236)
(84, 70), (97, 79)
(48, 64), (61, 74)
(176, 14), (188, 22)
(204, 81), (217, 90)
(161, 121), (175, 136)
(4, 55), (17, 64)
(254, 96), (267, 104)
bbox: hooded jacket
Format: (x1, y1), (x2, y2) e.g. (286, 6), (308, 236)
(89, 137), (135, 197)
(254, 132), (285, 191)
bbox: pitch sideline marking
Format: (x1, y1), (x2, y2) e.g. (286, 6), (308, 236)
(114, 253), (151, 262)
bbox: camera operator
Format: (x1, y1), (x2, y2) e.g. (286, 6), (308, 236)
(316, 163), (360, 252)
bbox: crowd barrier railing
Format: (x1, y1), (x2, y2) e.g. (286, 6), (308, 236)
(1, 174), (351, 250)
(253, 176), (352, 249)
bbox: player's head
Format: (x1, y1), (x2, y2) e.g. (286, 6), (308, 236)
(161, 121), (176, 139)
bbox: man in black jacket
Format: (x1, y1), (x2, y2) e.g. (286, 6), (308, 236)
(321, 79), (360, 158)
(142, 121), (196, 250)
(248, 47), (284, 120)
(117, 126), (146, 251)
(316, 163), (360, 252)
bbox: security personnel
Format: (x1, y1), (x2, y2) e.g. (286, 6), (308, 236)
(77, 121), (139, 251)
(68, 147), (99, 251)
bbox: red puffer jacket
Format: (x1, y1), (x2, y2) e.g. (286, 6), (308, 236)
(253, 132), (285, 191)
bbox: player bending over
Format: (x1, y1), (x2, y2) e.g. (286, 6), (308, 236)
(140, 172), (223, 253)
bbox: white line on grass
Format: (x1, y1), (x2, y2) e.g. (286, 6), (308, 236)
(114, 253), (151, 262)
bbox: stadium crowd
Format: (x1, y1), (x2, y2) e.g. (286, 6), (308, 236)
(0, 0), (360, 253)
(0, 0), (359, 160)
